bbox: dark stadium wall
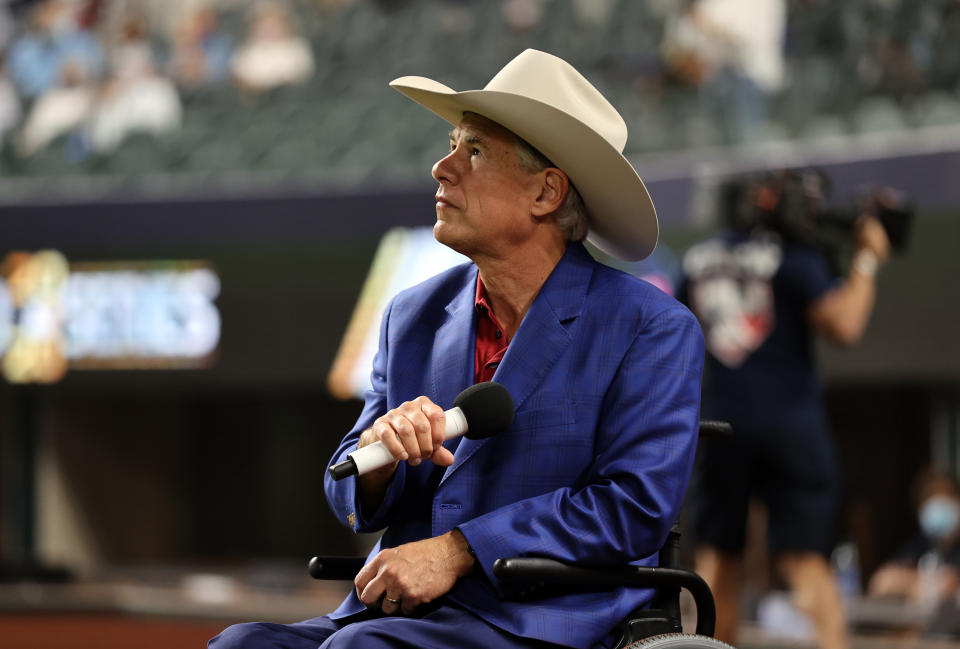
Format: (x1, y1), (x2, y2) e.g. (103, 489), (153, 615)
(0, 191), (956, 567)
(0, 194), (956, 390)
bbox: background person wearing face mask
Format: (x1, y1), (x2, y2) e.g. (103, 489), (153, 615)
(868, 469), (960, 610)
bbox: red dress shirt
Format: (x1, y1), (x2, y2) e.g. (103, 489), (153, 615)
(474, 276), (508, 384)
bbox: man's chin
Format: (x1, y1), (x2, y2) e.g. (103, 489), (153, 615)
(433, 220), (452, 243)
(433, 222), (470, 256)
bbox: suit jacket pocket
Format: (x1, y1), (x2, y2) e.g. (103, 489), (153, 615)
(491, 404), (588, 489)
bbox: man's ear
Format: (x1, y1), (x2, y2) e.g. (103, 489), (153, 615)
(530, 168), (569, 218)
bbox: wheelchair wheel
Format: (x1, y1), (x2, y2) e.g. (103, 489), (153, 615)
(625, 633), (737, 649)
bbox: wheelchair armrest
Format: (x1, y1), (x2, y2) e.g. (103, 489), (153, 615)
(493, 557), (716, 637)
(698, 420), (732, 439)
(308, 556), (367, 580)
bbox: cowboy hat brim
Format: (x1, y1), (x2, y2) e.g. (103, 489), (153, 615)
(390, 76), (658, 262)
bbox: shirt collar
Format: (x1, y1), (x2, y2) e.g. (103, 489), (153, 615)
(474, 274), (492, 314)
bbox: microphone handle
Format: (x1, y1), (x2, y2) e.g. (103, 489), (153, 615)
(328, 406), (467, 481)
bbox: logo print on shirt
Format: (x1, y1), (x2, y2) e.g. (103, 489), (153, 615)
(684, 239), (782, 368)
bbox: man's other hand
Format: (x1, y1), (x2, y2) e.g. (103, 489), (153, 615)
(355, 530), (475, 616)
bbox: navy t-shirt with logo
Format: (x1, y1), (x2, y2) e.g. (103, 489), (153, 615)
(677, 231), (836, 436)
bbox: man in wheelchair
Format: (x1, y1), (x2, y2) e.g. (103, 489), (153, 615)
(210, 49), (706, 649)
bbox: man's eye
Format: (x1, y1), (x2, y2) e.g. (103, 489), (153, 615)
(471, 148), (481, 156)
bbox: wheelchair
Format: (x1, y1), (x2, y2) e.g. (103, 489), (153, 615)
(309, 421), (735, 649)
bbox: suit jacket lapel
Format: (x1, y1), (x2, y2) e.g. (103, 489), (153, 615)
(440, 243), (594, 486)
(430, 267), (478, 411)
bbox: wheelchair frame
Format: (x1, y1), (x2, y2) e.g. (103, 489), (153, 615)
(309, 420), (732, 649)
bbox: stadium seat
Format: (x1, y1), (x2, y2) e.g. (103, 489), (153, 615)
(850, 96), (906, 134)
(909, 92), (960, 128)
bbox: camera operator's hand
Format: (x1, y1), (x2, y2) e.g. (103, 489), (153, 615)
(811, 215), (890, 345)
(854, 216), (891, 266)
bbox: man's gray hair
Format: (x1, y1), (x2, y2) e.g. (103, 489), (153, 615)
(514, 136), (589, 242)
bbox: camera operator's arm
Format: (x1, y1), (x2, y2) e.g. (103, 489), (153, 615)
(808, 216), (890, 345)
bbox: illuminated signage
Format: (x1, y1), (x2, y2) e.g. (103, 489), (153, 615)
(327, 227), (468, 399)
(0, 250), (221, 383)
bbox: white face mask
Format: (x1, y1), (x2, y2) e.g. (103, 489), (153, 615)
(919, 495), (960, 541)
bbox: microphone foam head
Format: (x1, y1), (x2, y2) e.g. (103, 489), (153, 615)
(454, 381), (515, 440)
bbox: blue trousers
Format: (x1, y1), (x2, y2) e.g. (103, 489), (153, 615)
(208, 601), (573, 649)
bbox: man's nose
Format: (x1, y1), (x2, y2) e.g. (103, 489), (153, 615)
(432, 150), (458, 184)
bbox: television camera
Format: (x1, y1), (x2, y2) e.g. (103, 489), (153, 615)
(719, 168), (913, 275)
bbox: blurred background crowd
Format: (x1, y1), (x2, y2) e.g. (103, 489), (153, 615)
(0, 0), (959, 186)
(0, 1), (959, 648)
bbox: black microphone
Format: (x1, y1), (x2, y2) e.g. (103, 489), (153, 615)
(328, 381), (515, 481)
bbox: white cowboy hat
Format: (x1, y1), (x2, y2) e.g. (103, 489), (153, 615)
(390, 48), (658, 261)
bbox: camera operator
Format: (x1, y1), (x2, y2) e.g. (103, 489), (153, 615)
(677, 169), (892, 649)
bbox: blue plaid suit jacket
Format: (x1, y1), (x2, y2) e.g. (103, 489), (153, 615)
(325, 242), (704, 649)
